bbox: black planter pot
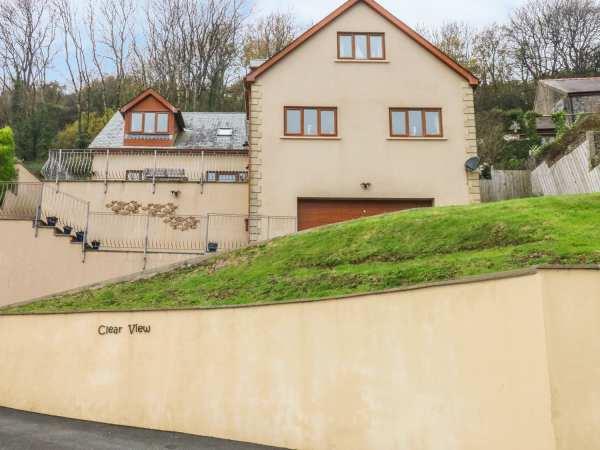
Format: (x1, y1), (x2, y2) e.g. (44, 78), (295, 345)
(46, 216), (58, 227)
(207, 242), (219, 253)
(91, 240), (101, 250)
(75, 231), (85, 242)
(62, 226), (73, 235)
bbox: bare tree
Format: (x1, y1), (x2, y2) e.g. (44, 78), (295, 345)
(55, 0), (92, 147)
(419, 21), (477, 71)
(0, 0), (55, 92)
(473, 25), (513, 85)
(135, 0), (247, 111)
(243, 11), (300, 66)
(507, 0), (600, 79)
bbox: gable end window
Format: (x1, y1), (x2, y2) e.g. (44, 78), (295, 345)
(389, 108), (443, 138)
(338, 33), (385, 60)
(129, 112), (170, 134)
(285, 107), (338, 137)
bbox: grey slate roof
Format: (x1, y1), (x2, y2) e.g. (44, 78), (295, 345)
(89, 112), (248, 151)
(541, 77), (600, 94)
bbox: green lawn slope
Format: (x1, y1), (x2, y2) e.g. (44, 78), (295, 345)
(3, 194), (600, 314)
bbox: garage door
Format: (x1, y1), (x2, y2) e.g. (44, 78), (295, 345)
(297, 198), (433, 231)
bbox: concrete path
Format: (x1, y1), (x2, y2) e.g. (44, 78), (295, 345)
(0, 407), (285, 450)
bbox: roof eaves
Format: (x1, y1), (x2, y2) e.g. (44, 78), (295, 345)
(244, 0), (479, 87)
(119, 88), (180, 115)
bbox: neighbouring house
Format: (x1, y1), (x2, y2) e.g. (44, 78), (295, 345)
(534, 77), (600, 141)
(0, 0), (481, 304)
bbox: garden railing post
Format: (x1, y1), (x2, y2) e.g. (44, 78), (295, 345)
(55, 149), (62, 192)
(82, 201), (90, 263)
(104, 149), (110, 194)
(200, 150), (205, 194)
(267, 216), (271, 241)
(204, 214), (211, 252)
(143, 212), (150, 270)
(152, 149), (158, 194)
(34, 183), (44, 238)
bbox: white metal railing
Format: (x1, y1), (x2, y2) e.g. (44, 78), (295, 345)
(40, 185), (90, 232)
(257, 216), (298, 241)
(0, 182), (43, 220)
(0, 182), (297, 264)
(86, 213), (296, 254)
(41, 149), (249, 185)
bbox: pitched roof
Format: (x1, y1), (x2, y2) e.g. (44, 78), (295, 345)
(120, 88), (186, 129)
(245, 0), (479, 87)
(120, 88), (179, 114)
(540, 77), (600, 95)
(89, 112), (248, 151)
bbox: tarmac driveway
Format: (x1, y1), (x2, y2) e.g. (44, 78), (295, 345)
(0, 407), (285, 450)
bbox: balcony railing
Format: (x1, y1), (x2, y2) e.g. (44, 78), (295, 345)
(41, 149), (249, 184)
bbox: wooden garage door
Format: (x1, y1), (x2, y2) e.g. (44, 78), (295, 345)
(297, 198), (433, 231)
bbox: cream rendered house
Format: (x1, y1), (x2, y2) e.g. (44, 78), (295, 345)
(245, 0), (480, 238)
(0, 0), (480, 304)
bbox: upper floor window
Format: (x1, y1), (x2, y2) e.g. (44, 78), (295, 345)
(390, 108), (443, 138)
(338, 33), (385, 60)
(130, 112), (170, 134)
(285, 107), (338, 137)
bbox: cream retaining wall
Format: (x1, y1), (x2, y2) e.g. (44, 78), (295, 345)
(1, 268), (599, 449)
(0, 220), (192, 306)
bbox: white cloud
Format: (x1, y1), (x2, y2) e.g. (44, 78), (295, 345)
(251, 0), (527, 28)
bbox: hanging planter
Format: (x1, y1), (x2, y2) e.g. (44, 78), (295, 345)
(207, 242), (219, 253)
(46, 216), (58, 227)
(75, 231), (85, 242)
(62, 225), (73, 235)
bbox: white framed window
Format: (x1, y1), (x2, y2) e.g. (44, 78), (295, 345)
(143, 113), (156, 133)
(131, 113), (143, 132)
(156, 113), (169, 133)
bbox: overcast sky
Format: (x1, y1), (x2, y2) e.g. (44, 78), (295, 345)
(251, 0), (527, 28)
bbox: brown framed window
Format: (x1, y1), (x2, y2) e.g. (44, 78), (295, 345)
(284, 107), (338, 137)
(337, 33), (385, 60)
(389, 108), (443, 137)
(129, 112), (170, 134)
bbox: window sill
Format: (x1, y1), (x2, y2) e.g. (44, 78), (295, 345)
(387, 137), (447, 141)
(280, 136), (342, 141)
(335, 59), (389, 64)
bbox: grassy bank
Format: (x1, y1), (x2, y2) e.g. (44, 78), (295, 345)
(3, 194), (600, 314)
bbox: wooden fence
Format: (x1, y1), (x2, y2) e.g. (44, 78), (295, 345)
(531, 132), (600, 195)
(481, 169), (533, 202)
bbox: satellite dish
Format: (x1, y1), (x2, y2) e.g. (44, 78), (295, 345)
(465, 156), (481, 172)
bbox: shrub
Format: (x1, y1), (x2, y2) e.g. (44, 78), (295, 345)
(54, 109), (115, 149)
(0, 127), (17, 183)
(535, 113), (600, 164)
(551, 111), (569, 139)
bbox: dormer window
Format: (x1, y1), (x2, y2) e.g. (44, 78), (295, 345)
(337, 33), (385, 60)
(121, 88), (185, 147)
(129, 112), (170, 134)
